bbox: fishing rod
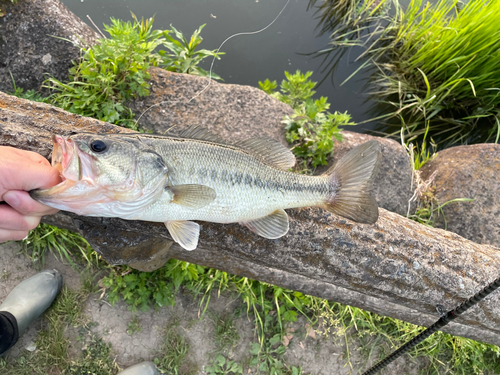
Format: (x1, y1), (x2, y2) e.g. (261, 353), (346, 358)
(362, 275), (500, 375)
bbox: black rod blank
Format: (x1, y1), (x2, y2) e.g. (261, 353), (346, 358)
(362, 276), (500, 375)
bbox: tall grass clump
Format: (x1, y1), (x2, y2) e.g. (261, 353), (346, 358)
(316, 0), (500, 146)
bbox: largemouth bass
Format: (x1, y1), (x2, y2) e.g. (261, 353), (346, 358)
(31, 128), (381, 250)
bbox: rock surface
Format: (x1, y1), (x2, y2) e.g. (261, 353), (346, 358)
(2, 92), (500, 345)
(0, 0), (99, 93)
(128, 68), (414, 215)
(420, 144), (500, 248)
(127, 67), (293, 145)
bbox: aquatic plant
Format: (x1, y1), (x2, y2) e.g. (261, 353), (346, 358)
(313, 0), (500, 146)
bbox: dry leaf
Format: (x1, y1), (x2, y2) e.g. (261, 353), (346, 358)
(282, 333), (294, 347)
(305, 323), (316, 339)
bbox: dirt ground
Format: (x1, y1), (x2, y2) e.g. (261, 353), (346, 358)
(0, 242), (422, 374)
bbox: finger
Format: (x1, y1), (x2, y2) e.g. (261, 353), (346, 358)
(16, 162), (62, 192)
(0, 149), (61, 194)
(0, 229), (29, 243)
(0, 204), (40, 231)
(3, 190), (59, 216)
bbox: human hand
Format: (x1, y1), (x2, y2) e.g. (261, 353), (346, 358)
(0, 146), (61, 242)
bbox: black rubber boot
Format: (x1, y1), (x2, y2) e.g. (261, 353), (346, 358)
(117, 361), (159, 375)
(0, 311), (19, 356)
(0, 269), (62, 355)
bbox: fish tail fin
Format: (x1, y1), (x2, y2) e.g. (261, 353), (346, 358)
(323, 140), (381, 224)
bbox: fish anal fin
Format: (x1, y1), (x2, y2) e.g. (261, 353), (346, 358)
(167, 184), (216, 208)
(165, 220), (200, 251)
(235, 138), (295, 170)
(240, 209), (289, 239)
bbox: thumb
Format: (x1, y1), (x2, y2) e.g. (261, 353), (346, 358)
(20, 162), (62, 192)
(0, 156), (62, 198)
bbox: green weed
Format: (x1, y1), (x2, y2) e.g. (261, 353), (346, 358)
(8, 73), (49, 103)
(45, 14), (166, 130)
(154, 319), (191, 375)
(160, 24), (224, 80)
(20, 223), (100, 270)
(211, 312), (240, 354)
(126, 316), (142, 335)
(101, 260), (204, 312)
(248, 321), (303, 375)
(44, 14), (222, 131)
(66, 334), (118, 375)
(206, 354), (243, 375)
(259, 70), (354, 170)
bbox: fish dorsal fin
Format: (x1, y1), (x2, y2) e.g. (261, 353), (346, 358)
(165, 220), (200, 251)
(177, 126), (225, 144)
(240, 209), (289, 239)
(235, 138), (296, 170)
(167, 184), (216, 208)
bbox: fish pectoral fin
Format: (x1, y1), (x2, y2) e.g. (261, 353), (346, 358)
(167, 184), (216, 208)
(240, 209), (289, 239)
(165, 220), (200, 251)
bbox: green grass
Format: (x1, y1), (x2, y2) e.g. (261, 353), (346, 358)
(315, 0), (500, 147)
(126, 316), (142, 335)
(211, 312), (240, 354)
(153, 318), (193, 375)
(0, 287), (119, 375)
(20, 223), (101, 270)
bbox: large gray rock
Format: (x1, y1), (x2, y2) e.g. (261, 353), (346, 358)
(419, 144), (500, 248)
(128, 68), (414, 216)
(127, 67), (293, 145)
(0, 0), (99, 93)
(3, 91), (500, 346)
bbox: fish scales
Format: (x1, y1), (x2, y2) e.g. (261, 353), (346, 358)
(136, 138), (331, 223)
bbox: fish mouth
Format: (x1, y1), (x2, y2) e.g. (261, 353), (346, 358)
(31, 135), (95, 199)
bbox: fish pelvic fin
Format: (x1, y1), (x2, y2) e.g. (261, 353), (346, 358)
(165, 220), (200, 251)
(240, 209), (289, 239)
(323, 140), (381, 224)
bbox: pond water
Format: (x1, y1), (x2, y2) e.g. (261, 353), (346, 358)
(61, 0), (376, 133)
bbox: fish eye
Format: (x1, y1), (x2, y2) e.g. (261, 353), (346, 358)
(90, 140), (108, 153)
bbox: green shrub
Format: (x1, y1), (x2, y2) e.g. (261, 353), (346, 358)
(260, 70), (354, 170)
(45, 14), (165, 130)
(44, 14), (222, 130)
